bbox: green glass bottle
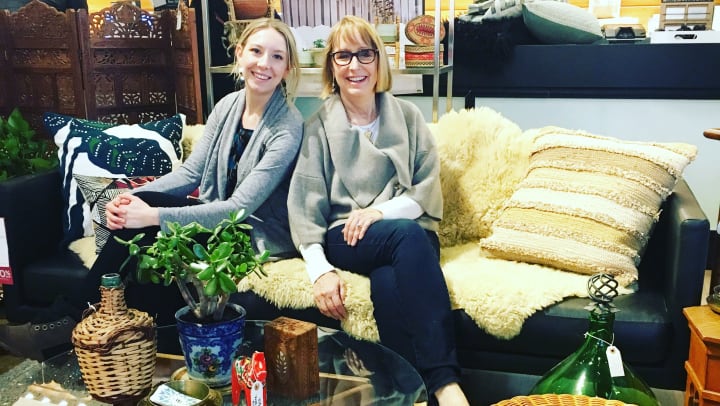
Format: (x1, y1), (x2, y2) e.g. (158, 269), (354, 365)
(528, 274), (659, 406)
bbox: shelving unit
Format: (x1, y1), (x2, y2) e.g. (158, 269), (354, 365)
(199, 0), (454, 122)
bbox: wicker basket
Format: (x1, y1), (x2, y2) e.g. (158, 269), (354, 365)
(493, 394), (630, 406)
(404, 44), (444, 68)
(71, 275), (156, 403)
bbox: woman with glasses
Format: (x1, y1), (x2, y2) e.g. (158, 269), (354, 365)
(288, 15), (469, 406)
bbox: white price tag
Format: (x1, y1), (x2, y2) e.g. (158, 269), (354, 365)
(606, 345), (625, 377)
(250, 381), (265, 406)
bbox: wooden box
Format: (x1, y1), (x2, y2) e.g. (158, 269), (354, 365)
(264, 317), (320, 400)
(683, 306), (720, 405)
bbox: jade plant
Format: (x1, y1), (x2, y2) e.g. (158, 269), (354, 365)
(117, 210), (268, 321)
(0, 108), (58, 181)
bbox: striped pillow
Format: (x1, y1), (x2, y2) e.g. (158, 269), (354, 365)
(478, 127), (697, 285)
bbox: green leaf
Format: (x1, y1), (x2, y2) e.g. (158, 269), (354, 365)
(193, 243), (209, 260)
(204, 277), (218, 296)
(218, 272), (237, 293)
(197, 266), (214, 280)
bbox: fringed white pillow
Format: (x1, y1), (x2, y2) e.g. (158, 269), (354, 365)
(479, 126), (697, 286)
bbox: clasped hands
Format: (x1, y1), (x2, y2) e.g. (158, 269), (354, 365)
(105, 193), (159, 230)
(313, 208), (382, 320)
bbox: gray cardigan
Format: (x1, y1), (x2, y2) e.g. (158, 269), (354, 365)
(136, 87), (303, 259)
(288, 92), (443, 250)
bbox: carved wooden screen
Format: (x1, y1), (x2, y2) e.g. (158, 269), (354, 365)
(0, 10), (11, 118)
(0, 1), (85, 137)
(171, 1), (203, 125)
(79, 1), (177, 124)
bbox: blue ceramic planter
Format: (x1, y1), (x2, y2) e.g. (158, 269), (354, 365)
(175, 303), (247, 388)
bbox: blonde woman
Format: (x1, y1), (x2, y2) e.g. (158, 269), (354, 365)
(288, 16), (469, 406)
(0, 18), (303, 360)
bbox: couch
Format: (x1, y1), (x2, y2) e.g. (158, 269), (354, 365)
(0, 107), (709, 403)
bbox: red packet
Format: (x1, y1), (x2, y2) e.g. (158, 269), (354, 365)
(231, 352), (267, 406)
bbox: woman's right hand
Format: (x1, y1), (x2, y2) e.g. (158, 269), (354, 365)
(313, 271), (347, 320)
(105, 193), (132, 230)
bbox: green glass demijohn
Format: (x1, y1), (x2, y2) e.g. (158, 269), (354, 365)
(528, 274), (659, 406)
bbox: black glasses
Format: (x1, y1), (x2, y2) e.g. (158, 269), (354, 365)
(330, 49), (378, 66)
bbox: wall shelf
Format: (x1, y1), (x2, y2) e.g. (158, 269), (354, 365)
(199, 0), (454, 122)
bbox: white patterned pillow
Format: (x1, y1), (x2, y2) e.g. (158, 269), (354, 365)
(478, 127), (697, 286)
(43, 113), (184, 246)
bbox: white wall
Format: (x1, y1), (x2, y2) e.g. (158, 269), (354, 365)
(406, 96), (720, 229)
(297, 96), (720, 228)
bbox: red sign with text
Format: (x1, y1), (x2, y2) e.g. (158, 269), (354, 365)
(0, 218), (13, 285)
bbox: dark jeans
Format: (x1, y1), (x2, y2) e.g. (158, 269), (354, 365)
(71, 191), (198, 327)
(325, 219), (461, 395)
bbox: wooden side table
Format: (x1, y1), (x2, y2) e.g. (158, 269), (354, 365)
(683, 306), (720, 405)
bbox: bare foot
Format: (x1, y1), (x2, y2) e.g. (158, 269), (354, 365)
(434, 382), (470, 406)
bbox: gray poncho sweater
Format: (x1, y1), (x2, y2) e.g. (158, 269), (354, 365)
(288, 92), (443, 253)
(136, 87), (303, 259)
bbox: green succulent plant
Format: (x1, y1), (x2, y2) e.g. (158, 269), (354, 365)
(0, 108), (58, 181)
(117, 210), (268, 321)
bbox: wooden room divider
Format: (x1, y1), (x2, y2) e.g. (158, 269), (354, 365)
(0, 0), (202, 138)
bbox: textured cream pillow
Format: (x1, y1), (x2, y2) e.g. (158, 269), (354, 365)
(478, 126), (697, 285)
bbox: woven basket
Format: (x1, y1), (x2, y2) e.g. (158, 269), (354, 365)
(404, 44), (444, 68)
(72, 281), (156, 403)
(222, 0), (273, 50)
(493, 394), (630, 406)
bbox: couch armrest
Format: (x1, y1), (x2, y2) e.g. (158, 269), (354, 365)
(639, 178), (709, 318)
(0, 170), (65, 275)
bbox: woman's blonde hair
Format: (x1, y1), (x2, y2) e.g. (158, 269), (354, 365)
(231, 18), (300, 102)
(320, 15), (392, 98)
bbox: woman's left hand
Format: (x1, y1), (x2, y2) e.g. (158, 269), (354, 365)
(342, 208), (382, 246)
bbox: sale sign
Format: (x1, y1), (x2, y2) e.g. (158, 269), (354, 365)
(0, 218), (13, 285)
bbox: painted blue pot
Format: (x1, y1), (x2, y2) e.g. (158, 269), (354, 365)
(175, 303), (246, 388)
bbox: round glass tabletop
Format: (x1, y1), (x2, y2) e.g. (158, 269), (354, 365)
(7, 320), (426, 405)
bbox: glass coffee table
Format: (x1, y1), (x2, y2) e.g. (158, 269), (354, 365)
(8, 320), (426, 405)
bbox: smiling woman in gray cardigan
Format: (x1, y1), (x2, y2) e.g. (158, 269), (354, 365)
(288, 16), (469, 406)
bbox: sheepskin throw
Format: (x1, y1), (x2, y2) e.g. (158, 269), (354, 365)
(479, 126), (697, 286)
(239, 108), (599, 341)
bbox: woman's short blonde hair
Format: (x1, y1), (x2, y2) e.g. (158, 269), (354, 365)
(320, 16), (392, 98)
(231, 18), (300, 102)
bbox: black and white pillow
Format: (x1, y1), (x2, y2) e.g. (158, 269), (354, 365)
(43, 113), (184, 246)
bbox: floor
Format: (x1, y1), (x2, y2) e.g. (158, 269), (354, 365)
(0, 271), (714, 405)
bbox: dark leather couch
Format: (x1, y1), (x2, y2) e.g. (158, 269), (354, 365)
(0, 169), (709, 401)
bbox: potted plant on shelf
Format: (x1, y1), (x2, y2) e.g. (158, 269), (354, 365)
(310, 38), (327, 67)
(117, 210), (268, 387)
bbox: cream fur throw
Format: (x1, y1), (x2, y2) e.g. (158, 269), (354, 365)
(240, 107), (597, 341)
(69, 109), (597, 341)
